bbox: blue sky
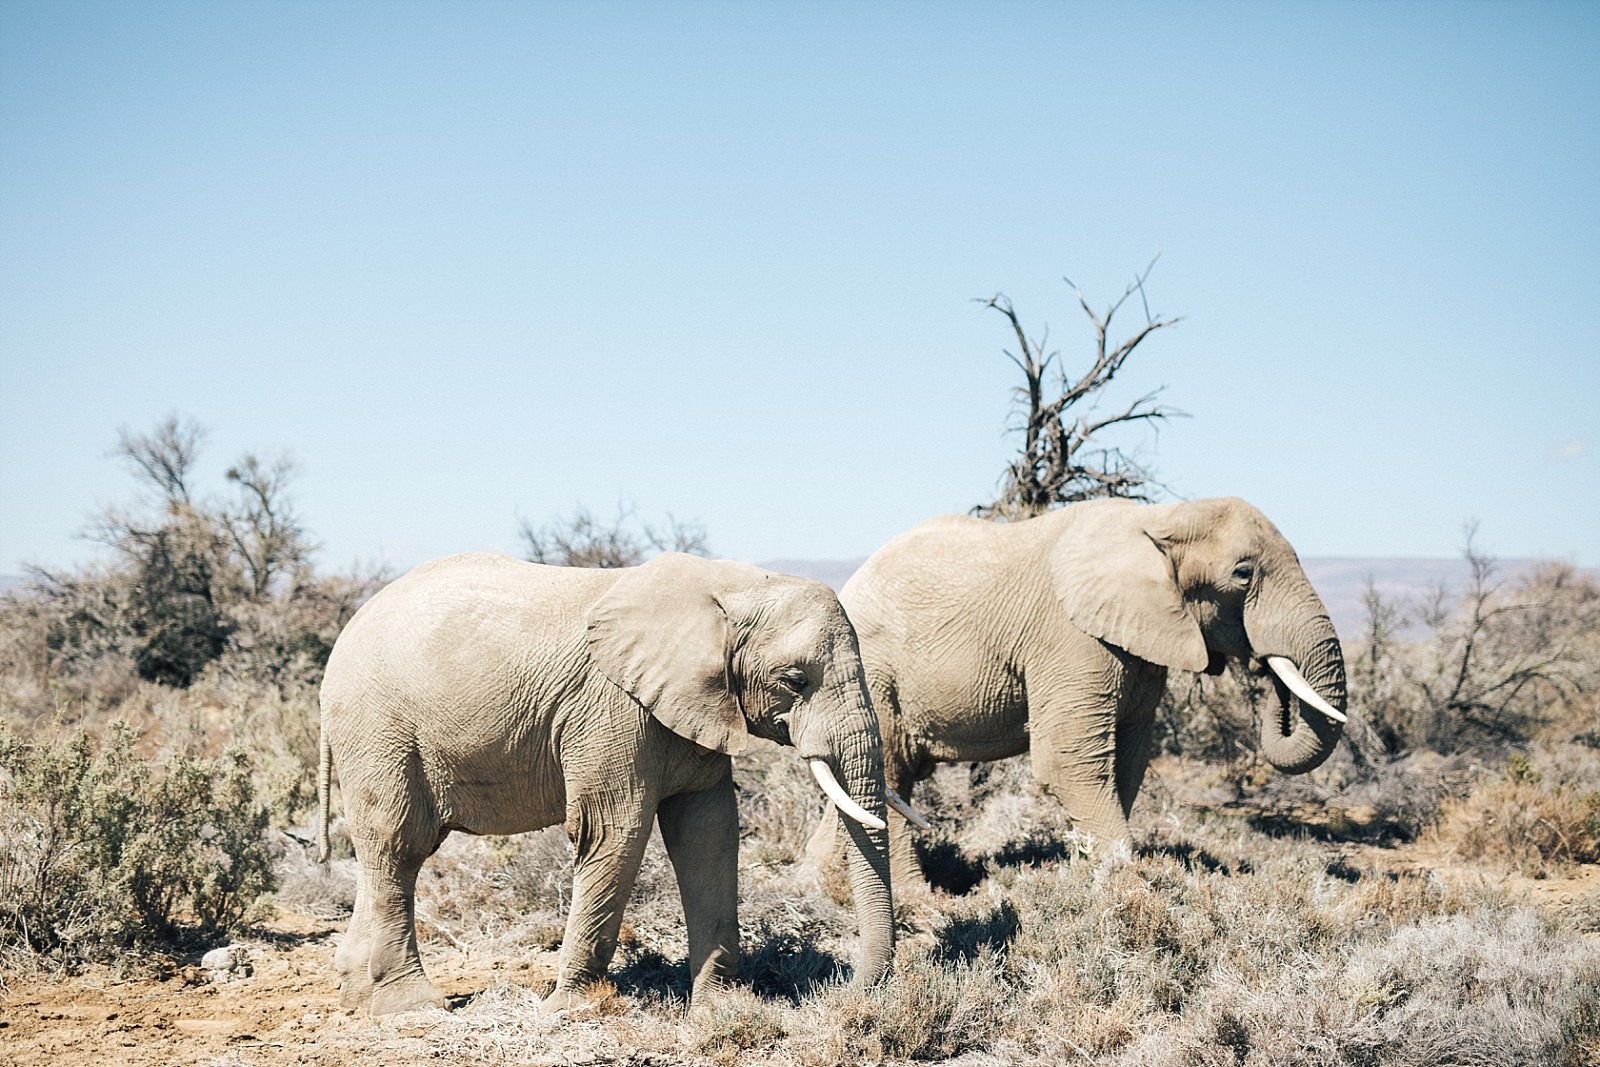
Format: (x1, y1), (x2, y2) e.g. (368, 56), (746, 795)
(2, 0), (1596, 575)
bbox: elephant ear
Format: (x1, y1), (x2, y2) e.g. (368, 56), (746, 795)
(585, 553), (749, 756)
(1049, 502), (1210, 672)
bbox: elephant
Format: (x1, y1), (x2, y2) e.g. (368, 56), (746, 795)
(316, 551), (899, 1017)
(813, 496), (1349, 886)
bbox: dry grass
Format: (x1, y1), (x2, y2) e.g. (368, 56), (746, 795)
(325, 767), (1600, 1067)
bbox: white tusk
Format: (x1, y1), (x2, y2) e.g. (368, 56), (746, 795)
(1264, 655), (1348, 724)
(809, 759), (887, 831)
(884, 789), (931, 830)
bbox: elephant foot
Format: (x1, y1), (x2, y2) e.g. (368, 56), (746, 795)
(1090, 837), (1135, 890)
(369, 973), (447, 1017)
(339, 975), (374, 1012)
(538, 980), (624, 1017)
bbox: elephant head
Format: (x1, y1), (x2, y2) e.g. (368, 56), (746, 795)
(1052, 497), (1348, 774)
(585, 553), (895, 983)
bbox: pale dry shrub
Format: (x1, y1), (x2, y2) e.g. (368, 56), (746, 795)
(905, 755), (1083, 894)
(271, 846), (356, 920)
(0, 719), (274, 972)
(1429, 743), (1600, 876)
(412, 827), (576, 962)
(793, 948), (1011, 1063)
(1354, 553), (1600, 757)
(685, 985), (789, 1064)
(297, 799), (1600, 1067)
(736, 739), (832, 867)
(1330, 909), (1600, 1067)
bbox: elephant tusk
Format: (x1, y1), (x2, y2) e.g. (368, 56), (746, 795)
(884, 789), (931, 830)
(1265, 655), (1348, 724)
(809, 759), (888, 831)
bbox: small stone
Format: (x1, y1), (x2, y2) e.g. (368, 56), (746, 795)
(200, 944), (253, 983)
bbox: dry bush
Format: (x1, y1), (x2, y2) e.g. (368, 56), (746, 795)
(1154, 663), (1262, 768)
(409, 828), (578, 968)
(1429, 743), (1600, 876)
(272, 845), (357, 921)
(518, 504), (709, 568)
(0, 719), (275, 973)
(736, 739), (830, 869)
(684, 985), (789, 1064)
(1355, 547), (1600, 758)
(902, 755), (1082, 894)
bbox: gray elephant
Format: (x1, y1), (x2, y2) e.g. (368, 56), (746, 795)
(817, 497), (1348, 885)
(317, 551), (896, 1016)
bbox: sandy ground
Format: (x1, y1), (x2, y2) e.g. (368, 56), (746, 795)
(4, 849), (1597, 1067)
(0, 910), (567, 1067)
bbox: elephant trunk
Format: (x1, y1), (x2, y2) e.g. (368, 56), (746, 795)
(794, 680), (895, 986)
(1245, 579), (1348, 775)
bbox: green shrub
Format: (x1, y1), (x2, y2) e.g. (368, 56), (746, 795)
(0, 720), (275, 970)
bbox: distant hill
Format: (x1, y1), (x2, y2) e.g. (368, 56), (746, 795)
(761, 556), (1550, 643)
(755, 559), (868, 594)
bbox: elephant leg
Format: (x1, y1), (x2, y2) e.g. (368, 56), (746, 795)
(361, 828), (449, 1016)
(544, 796), (651, 1013)
(657, 774), (739, 1004)
(1114, 673), (1164, 821)
(335, 861), (375, 1010)
(885, 763), (928, 890)
(1029, 692), (1129, 853)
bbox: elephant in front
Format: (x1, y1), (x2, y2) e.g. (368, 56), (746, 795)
(317, 551), (895, 1016)
(817, 497), (1349, 885)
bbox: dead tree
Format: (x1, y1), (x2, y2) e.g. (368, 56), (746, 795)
(975, 258), (1184, 519)
(518, 505), (709, 568)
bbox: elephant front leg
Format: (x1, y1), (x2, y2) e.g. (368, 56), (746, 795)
(1030, 696), (1130, 853)
(657, 773), (739, 1004)
(544, 796), (651, 1014)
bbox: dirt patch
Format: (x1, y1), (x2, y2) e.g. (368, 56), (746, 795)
(0, 912), (563, 1067)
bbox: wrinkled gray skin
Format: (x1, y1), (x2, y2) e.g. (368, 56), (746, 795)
(319, 552), (893, 1017)
(818, 497), (1347, 886)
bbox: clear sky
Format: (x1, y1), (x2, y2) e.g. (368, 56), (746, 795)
(2, 0), (1596, 576)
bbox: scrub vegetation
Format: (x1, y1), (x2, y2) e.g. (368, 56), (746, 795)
(3, 399), (1598, 1064)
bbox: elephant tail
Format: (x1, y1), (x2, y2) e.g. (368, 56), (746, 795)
(317, 721), (333, 866)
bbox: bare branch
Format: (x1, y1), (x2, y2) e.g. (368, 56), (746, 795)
(520, 504), (710, 568)
(114, 413), (206, 508)
(975, 260), (1183, 518)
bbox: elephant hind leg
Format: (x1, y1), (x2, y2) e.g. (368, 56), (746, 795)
(335, 861), (376, 1010)
(360, 829), (448, 1016)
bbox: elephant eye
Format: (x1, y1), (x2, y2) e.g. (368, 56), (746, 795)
(1232, 561), (1256, 583)
(777, 668), (809, 694)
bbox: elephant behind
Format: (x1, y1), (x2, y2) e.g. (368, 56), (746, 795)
(823, 496), (1349, 885)
(319, 551), (895, 1016)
